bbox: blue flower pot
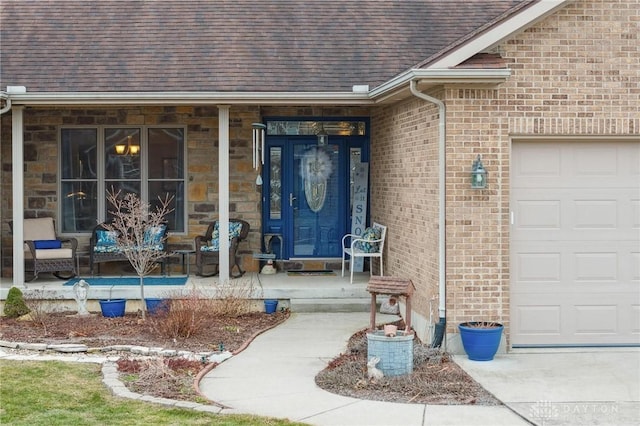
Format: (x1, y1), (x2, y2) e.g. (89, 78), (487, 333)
(264, 299), (278, 314)
(99, 299), (127, 318)
(145, 298), (170, 316)
(458, 322), (504, 361)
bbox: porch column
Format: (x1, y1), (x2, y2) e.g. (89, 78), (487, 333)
(218, 105), (230, 283)
(11, 106), (25, 287)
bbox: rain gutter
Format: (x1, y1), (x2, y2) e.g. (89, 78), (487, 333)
(4, 91), (373, 106)
(369, 68), (511, 103)
(0, 91), (10, 115)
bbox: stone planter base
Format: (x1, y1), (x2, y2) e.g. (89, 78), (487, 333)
(367, 330), (414, 377)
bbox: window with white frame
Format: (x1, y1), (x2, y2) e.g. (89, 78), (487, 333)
(60, 126), (186, 233)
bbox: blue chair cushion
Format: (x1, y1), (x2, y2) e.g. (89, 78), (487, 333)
(205, 221), (243, 251)
(33, 240), (62, 249)
(93, 245), (122, 253)
(355, 227), (381, 253)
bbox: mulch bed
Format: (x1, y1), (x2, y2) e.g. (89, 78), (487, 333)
(315, 322), (502, 405)
(1, 313), (500, 406)
(0, 310), (289, 353)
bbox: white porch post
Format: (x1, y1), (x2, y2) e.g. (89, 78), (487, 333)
(218, 105), (230, 283)
(11, 106), (25, 287)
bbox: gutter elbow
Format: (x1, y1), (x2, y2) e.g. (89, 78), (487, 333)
(0, 97), (11, 115)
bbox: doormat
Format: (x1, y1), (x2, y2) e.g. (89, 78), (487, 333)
(287, 270), (336, 276)
(63, 276), (187, 286)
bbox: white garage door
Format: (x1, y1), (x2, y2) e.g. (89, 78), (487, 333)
(511, 140), (640, 346)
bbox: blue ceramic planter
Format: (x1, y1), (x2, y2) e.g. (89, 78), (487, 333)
(99, 299), (127, 318)
(145, 298), (170, 316)
(458, 322), (503, 361)
(264, 299), (278, 314)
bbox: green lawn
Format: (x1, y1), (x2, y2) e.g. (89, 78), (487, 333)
(0, 360), (307, 426)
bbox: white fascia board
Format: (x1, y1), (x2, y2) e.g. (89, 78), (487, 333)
(6, 69), (511, 107)
(6, 91), (373, 106)
(369, 68), (512, 100)
(428, 0), (571, 69)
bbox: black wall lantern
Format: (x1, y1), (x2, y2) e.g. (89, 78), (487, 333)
(471, 155), (487, 189)
(317, 123), (328, 147)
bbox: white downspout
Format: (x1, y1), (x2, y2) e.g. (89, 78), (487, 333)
(409, 80), (447, 332)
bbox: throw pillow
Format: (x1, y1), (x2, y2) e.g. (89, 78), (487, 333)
(354, 226), (382, 253)
(96, 230), (118, 246)
(144, 225), (166, 247)
(33, 240), (62, 249)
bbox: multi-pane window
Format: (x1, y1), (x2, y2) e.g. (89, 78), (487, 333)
(60, 127), (186, 233)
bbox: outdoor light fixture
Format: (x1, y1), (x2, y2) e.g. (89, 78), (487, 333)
(317, 123), (328, 147)
(115, 135), (140, 156)
(470, 154), (487, 189)
(317, 130), (328, 147)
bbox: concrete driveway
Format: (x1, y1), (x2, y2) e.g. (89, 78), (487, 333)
(455, 349), (640, 425)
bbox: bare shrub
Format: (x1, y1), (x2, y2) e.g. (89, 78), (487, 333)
(23, 289), (59, 336)
(150, 289), (215, 339)
(104, 188), (173, 320)
(209, 277), (258, 317)
(117, 356), (203, 401)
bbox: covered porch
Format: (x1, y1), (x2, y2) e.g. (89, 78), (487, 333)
(0, 269), (386, 315)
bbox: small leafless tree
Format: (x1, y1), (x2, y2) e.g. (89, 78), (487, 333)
(104, 188), (174, 320)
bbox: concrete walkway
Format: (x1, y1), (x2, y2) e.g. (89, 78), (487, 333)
(2, 310), (637, 424)
(199, 312), (536, 425)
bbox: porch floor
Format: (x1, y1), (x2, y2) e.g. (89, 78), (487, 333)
(0, 269), (383, 313)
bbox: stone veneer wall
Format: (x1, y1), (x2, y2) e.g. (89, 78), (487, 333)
(370, 0), (639, 343)
(0, 105), (263, 276)
(1, 105), (371, 277)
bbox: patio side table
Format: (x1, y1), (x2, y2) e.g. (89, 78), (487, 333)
(174, 249), (195, 275)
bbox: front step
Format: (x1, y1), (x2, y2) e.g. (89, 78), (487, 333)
(289, 297), (375, 313)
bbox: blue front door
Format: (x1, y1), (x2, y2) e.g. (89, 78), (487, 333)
(291, 140), (344, 257)
(262, 132), (368, 259)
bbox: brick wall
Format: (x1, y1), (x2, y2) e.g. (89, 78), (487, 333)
(371, 0), (639, 341)
(370, 97), (442, 323)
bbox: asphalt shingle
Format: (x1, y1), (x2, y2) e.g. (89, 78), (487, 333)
(0, 0), (528, 92)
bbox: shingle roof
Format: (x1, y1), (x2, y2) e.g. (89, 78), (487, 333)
(0, 0), (528, 93)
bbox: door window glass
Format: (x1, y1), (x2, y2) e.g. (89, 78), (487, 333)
(60, 129), (98, 233)
(267, 120), (365, 136)
(269, 147), (282, 220)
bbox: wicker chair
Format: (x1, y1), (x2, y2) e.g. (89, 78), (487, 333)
(194, 219), (250, 278)
(11, 217), (78, 281)
(89, 222), (169, 276)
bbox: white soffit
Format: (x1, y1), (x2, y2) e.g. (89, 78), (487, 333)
(428, 0), (571, 69)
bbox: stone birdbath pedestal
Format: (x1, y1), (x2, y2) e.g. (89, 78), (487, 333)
(366, 276), (416, 377)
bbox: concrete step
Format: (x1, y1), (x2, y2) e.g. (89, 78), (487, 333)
(289, 297), (374, 313)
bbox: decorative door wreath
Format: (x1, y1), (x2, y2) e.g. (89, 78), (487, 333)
(302, 147), (333, 212)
